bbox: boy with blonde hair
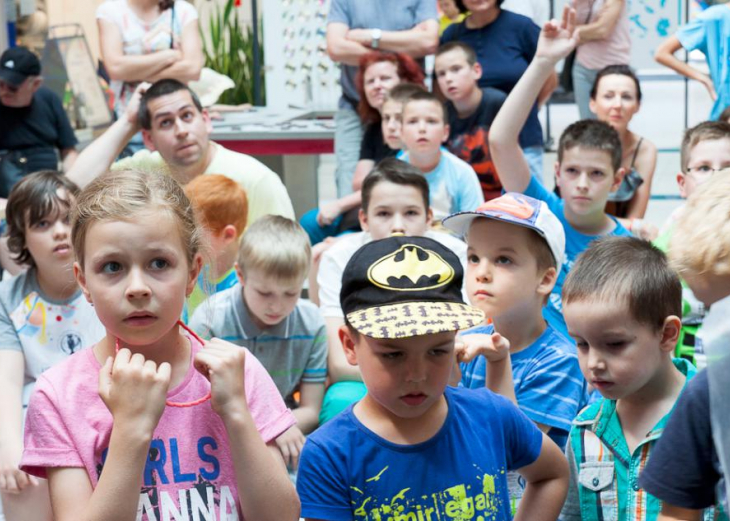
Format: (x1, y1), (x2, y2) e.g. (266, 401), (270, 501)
(190, 215), (327, 470)
(184, 174), (248, 318)
(489, 8), (631, 339)
(398, 90), (484, 222)
(640, 173), (730, 520)
(560, 236), (696, 520)
(297, 234), (569, 520)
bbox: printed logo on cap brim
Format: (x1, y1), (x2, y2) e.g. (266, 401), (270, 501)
(346, 301), (484, 339)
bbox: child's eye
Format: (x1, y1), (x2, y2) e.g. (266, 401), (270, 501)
(150, 258), (169, 270)
(376, 211), (391, 217)
(467, 254), (480, 264)
(574, 340), (589, 350)
(590, 170), (606, 178)
(429, 348), (449, 356)
(102, 261), (123, 274)
(495, 256), (512, 265)
(565, 167), (579, 176)
(181, 111), (194, 121)
(381, 352), (403, 360)
(285, 292), (298, 298)
(258, 291), (272, 298)
(606, 340), (627, 349)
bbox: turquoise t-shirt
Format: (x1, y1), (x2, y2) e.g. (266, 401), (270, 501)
(676, 4), (730, 120)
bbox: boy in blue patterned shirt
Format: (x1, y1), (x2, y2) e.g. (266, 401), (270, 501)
(443, 192), (586, 452)
(560, 236), (696, 521)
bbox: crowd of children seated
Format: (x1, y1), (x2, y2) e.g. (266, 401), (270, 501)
(2, 4), (730, 521)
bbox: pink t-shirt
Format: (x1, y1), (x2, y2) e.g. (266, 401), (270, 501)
(21, 331), (295, 520)
(575, 0), (631, 70)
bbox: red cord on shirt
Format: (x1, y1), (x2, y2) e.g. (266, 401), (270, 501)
(114, 320), (212, 408)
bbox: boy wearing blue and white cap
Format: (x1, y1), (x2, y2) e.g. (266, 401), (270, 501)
(296, 234), (569, 521)
(443, 192), (587, 454)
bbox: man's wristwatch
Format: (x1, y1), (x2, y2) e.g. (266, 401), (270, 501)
(371, 28), (382, 49)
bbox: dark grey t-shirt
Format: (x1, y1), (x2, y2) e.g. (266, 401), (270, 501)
(327, 0), (437, 110)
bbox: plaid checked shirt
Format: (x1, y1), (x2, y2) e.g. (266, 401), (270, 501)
(559, 358), (707, 521)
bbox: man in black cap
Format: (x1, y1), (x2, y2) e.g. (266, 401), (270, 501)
(0, 46), (78, 198)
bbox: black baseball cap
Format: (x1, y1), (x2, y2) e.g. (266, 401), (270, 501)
(340, 235), (484, 339)
(0, 47), (41, 86)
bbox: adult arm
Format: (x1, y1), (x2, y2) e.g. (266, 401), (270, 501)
(515, 435), (570, 521)
(575, 0), (625, 42)
(625, 138), (658, 219)
(65, 83), (148, 188)
(145, 22), (204, 83)
(60, 148), (78, 172)
(346, 20), (439, 58)
(326, 22), (371, 66)
(491, 9), (577, 192)
(655, 35), (716, 100)
(0, 352), (29, 494)
(98, 19), (181, 82)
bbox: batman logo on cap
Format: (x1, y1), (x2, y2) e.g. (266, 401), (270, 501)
(367, 244), (454, 291)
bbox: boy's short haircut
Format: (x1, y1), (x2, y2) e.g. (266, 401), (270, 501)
(563, 236), (682, 331)
(435, 41), (477, 66)
(361, 158), (430, 213)
(590, 64), (642, 102)
(237, 215), (311, 283)
(679, 121), (730, 172)
(558, 120), (622, 173)
(454, 0), (504, 11)
(670, 173), (730, 279)
(384, 83), (427, 106)
(402, 90), (448, 122)
(184, 174), (248, 238)
(138, 79), (204, 130)
(6, 170), (80, 267)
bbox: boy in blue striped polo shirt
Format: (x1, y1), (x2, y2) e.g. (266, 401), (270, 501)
(560, 236), (696, 521)
(443, 193), (587, 453)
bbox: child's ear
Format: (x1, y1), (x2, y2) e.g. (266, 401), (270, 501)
(611, 167), (626, 192)
(536, 266), (558, 296)
(472, 62), (483, 81)
(358, 208), (369, 231)
(676, 172), (688, 198)
(659, 315), (682, 352)
(441, 124), (450, 143)
(222, 224), (238, 244)
(234, 262), (245, 286)
(186, 253), (203, 297)
(425, 207), (434, 226)
(73, 262), (93, 303)
(588, 97), (597, 116)
(338, 325), (360, 366)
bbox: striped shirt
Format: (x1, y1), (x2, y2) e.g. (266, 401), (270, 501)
(460, 324), (587, 450)
(560, 358), (700, 521)
(189, 286), (327, 405)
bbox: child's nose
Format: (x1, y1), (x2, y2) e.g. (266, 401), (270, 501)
(125, 268), (151, 299)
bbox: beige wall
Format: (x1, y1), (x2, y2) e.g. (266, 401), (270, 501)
(46, 0), (105, 61)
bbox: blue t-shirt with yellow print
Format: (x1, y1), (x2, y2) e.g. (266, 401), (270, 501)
(297, 386), (543, 520)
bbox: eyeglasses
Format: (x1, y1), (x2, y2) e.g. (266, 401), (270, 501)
(685, 165), (730, 179)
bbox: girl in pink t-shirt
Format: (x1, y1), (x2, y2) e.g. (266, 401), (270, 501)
(20, 169), (300, 520)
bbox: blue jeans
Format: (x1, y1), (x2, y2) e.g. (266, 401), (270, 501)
(523, 145), (545, 185)
(572, 60), (599, 120)
(334, 107), (364, 198)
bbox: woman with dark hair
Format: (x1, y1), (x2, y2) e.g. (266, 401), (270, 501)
(441, 0), (557, 182)
(301, 51), (425, 244)
(590, 65), (657, 225)
(96, 0), (203, 153)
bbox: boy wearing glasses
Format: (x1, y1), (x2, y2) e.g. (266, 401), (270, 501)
(654, 121), (730, 365)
